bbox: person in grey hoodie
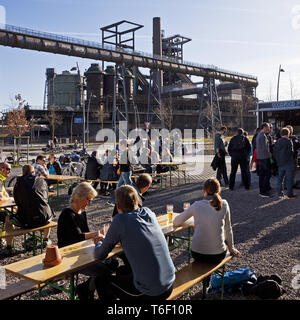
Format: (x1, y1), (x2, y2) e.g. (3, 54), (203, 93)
(256, 122), (272, 197)
(273, 127), (296, 199)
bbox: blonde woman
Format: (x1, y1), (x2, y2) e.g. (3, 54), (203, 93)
(57, 182), (115, 301)
(57, 182), (99, 248)
(173, 178), (241, 264)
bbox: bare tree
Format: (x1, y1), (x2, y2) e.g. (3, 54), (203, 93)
(6, 107), (33, 165)
(45, 105), (63, 140)
(95, 104), (109, 130)
(157, 96), (173, 130)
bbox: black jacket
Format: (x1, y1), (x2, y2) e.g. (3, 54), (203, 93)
(57, 208), (89, 248)
(290, 135), (300, 159)
(13, 175), (54, 228)
(85, 155), (102, 180)
(228, 135), (251, 158)
(47, 161), (62, 175)
(273, 137), (295, 167)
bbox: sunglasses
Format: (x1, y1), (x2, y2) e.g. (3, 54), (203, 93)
(5, 168), (11, 172)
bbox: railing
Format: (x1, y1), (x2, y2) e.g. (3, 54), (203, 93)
(0, 23), (257, 81)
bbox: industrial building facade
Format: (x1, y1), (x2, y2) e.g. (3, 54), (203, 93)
(0, 18), (258, 142)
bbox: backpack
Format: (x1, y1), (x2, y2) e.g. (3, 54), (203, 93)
(242, 274), (285, 299)
(232, 135), (246, 151)
(210, 267), (255, 290)
(250, 279), (285, 299)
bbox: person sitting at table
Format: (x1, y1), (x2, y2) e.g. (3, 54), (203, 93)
(140, 148), (153, 174)
(111, 173), (153, 275)
(33, 154), (49, 178)
(157, 147), (173, 172)
(46, 154), (62, 188)
(1, 164), (54, 256)
(85, 151), (102, 191)
(173, 178), (241, 264)
(93, 185), (175, 301)
(112, 173), (152, 218)
(0, 162), (14, 254)
(47, 154), (62, 175)
(57, 182), (117, 301)
(100, 149), (119, 196)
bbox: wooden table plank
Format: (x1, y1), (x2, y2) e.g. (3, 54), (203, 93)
(45, 175), (83, 182)
(0, 198), (16, 209)
(4, 213), (194, 286)
(4, 239), (122, 284)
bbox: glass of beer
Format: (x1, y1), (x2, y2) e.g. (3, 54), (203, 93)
(183, 202), (190, 211)
(102, 223), (111, 236)
(167, 204), (174, 224)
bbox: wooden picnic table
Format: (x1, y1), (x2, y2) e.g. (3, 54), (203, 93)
(4, 239), (123, 300)
(155, 162), (182, 186)
(0, 198), (16, 209)
(45, 175), (83, 197)
(4, 212), (194, 300)
(0, 198), (16, 224)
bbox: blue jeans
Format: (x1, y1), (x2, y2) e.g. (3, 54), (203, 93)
(277, 164), (295, 197)
(110, 171), (133, 204)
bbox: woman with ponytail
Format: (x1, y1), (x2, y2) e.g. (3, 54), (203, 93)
(173, 178), (241, 263)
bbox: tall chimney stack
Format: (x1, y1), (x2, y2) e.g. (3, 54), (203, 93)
(153, 17), (163, 93)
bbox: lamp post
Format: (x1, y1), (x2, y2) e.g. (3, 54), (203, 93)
(71, 63), (85, 151)
(87, 93), (96, 145)
(276, 64), (285, 101)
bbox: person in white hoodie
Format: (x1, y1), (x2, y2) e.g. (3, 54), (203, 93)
(173, 178), (241, 264)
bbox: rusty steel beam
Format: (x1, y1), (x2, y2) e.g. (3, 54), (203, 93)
(0, 25), (258, 87)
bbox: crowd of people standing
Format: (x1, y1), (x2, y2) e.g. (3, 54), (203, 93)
(213, 123), (300, 199)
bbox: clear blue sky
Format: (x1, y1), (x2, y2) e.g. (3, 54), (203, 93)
(1, 0), (300, 109)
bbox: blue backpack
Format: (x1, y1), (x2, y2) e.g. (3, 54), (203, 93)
(210, 267), (255, 292)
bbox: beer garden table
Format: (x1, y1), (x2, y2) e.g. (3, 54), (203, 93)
(4, 213), (194, 300)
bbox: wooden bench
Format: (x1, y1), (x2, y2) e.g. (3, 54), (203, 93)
(167, 254), (232, 300)
(0, 280), (43, 300)
(85, 179), (101, 183)
(175, 163), (196, 184)
(152, 172), (169, 188)
(0, 221), (58, 255)
(100, 180), (119, 184)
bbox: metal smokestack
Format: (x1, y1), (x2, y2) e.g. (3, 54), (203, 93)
(153, 17), (163, 93)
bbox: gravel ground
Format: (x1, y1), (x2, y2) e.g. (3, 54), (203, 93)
(1, 161), (300, 301)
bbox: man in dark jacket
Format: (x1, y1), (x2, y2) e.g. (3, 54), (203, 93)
(214, 126), (229, 187)
(228, 128), (251, 190)
(286, 125), (300, 165)
(273, 127), (296, 199)
(85, 151), (102, 190)
(10, 164), (54, 250)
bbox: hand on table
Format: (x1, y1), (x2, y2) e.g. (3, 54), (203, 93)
(93, 231), (105, 244)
